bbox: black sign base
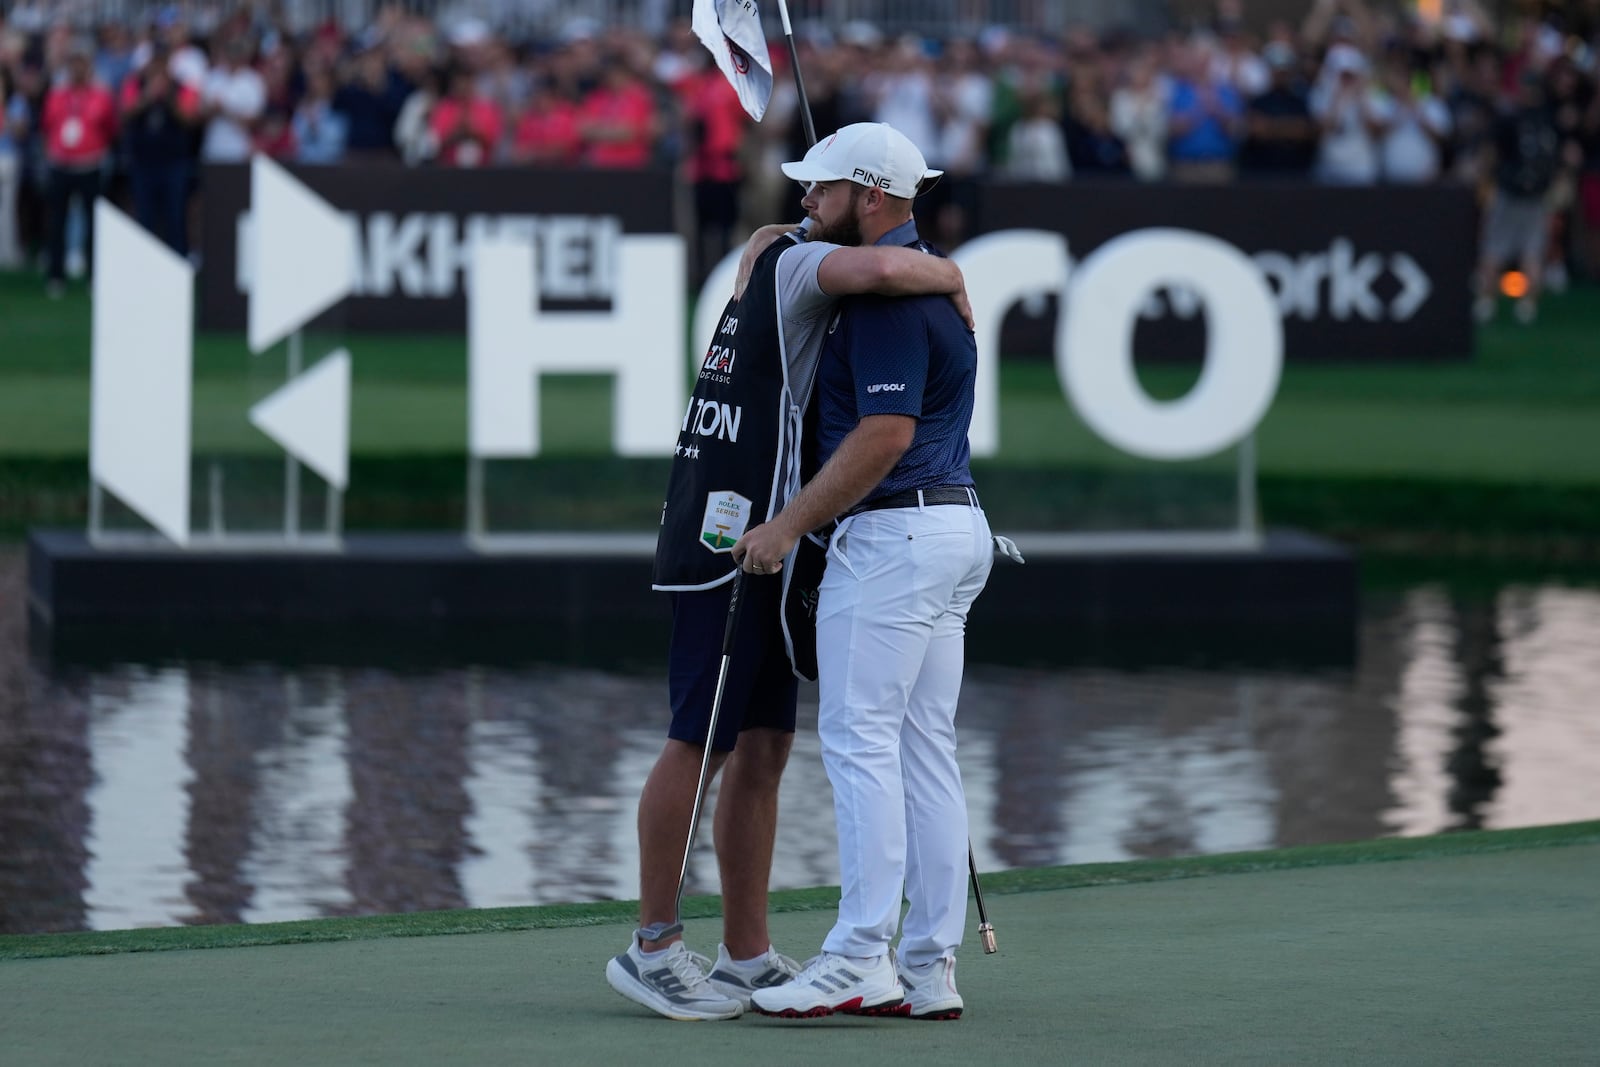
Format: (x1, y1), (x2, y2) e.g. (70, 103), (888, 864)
(28, 528), (1356, 670)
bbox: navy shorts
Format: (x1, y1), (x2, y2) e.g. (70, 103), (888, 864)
(668, 575), (798, 753)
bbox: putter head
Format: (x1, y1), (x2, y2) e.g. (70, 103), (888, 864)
(979, 922), (997, 954)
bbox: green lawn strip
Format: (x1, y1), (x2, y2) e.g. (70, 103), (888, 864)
(994, 375), (1600, 482)
(8, 271), (1600, 403)
(1254, 403), (1600, 484)
(6, 274), (1600, 475)
(3, 820), (1593, 963)
(8, 372), (1600, 482)
(8, 269), (1600, 537)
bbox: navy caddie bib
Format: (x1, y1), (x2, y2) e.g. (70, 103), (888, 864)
(653, 234), (802, 591)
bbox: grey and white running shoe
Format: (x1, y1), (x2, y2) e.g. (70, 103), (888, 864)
(605, 932), (744, 1021)
(705, 944), (801, 1008)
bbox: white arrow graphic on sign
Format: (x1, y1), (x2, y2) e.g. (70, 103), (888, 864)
(90, 199), (195, 545)
(1389, 253), (1431, 320)
(248, 155), (357, 354)
(248, 349), (351, 489)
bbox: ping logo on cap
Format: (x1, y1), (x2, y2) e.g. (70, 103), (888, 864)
(852, 168), (892, 189)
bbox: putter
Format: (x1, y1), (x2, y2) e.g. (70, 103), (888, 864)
(969, 845), (997, 953)
(641, 571), (746, 943)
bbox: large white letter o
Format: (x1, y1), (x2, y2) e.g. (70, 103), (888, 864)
(1058, 228), (1282, 461)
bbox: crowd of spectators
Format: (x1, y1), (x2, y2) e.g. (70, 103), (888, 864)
(1, 0), (1598, 312)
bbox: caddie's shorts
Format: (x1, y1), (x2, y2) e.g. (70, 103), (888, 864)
(667, 574), (798, 753)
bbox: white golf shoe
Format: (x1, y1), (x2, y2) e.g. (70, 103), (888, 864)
(895, 955), (964, 1020)
(749, 951), (905, 1018)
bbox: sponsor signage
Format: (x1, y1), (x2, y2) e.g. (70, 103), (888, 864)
(204, 168), (1475, 364)
(96, 166), (1476, 544)
(199, 163), (675, 331)
(978, 180), (1477, 362)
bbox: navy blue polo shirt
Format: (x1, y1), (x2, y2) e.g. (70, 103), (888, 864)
(814, 221), (977, 501)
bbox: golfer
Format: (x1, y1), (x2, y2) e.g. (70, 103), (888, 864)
(606, 123), (972, 1022)
(734, 122), (992, 1021)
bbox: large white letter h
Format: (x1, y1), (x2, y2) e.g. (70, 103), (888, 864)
(469, 233), (685, 457)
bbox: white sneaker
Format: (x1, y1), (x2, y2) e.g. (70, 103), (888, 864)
(896, 955), (964, 1020)
(1515, 298), (1538, 324)
(1473, 295), (1495, 324)
(604, 931), (744, 1021)
(749, 951), (904, 1018)
(705, 944), (802, 1008)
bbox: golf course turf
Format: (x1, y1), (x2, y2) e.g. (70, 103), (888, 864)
(2, 823), (1596, 1063)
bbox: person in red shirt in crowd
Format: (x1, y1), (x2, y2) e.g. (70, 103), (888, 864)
(430, 65), (504, 167)
(41, 37), (117, 295)
(577, 58), (658, 169)
(509, 77), (581, 165)
(679, 60), (749, 281)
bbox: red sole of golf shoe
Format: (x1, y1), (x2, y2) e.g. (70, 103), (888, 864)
(755, 1005), (835, 1019)
(755, 996), (907, 1020)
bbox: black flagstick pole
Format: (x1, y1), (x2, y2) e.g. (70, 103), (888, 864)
(774, 0), (816, 146)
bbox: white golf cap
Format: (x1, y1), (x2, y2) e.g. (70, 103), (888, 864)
(781, 122), (943, 199)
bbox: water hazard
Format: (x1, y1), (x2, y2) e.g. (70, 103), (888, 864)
(2, 549), (1597, 933)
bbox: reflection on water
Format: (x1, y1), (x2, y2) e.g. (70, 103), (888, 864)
(2, 552), (1599, 933)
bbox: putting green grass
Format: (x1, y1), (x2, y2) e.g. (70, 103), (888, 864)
(0, 820), (1591, 961)
(1, 823), (1595, 1064)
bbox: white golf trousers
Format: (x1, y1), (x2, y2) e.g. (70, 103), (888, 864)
(816, 497), (993, 968)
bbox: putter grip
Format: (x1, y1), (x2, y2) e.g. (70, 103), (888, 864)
(721, 572), (745, 655)
(980, 922), (997, 954)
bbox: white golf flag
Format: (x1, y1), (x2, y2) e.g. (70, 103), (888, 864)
(692, 0), (773, 121)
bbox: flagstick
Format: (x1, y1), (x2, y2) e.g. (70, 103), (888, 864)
(774, 0), (816, 146)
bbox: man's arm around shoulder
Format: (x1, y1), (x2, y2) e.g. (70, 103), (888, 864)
(814, 245), (973, 330)
(817, 245), (962, 299)
(768, 227), (973, 329)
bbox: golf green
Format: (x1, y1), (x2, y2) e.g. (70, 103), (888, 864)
(3, 827), (1595, 1064)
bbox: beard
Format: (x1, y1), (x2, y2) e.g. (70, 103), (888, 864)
(809, 188), (865, 246)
